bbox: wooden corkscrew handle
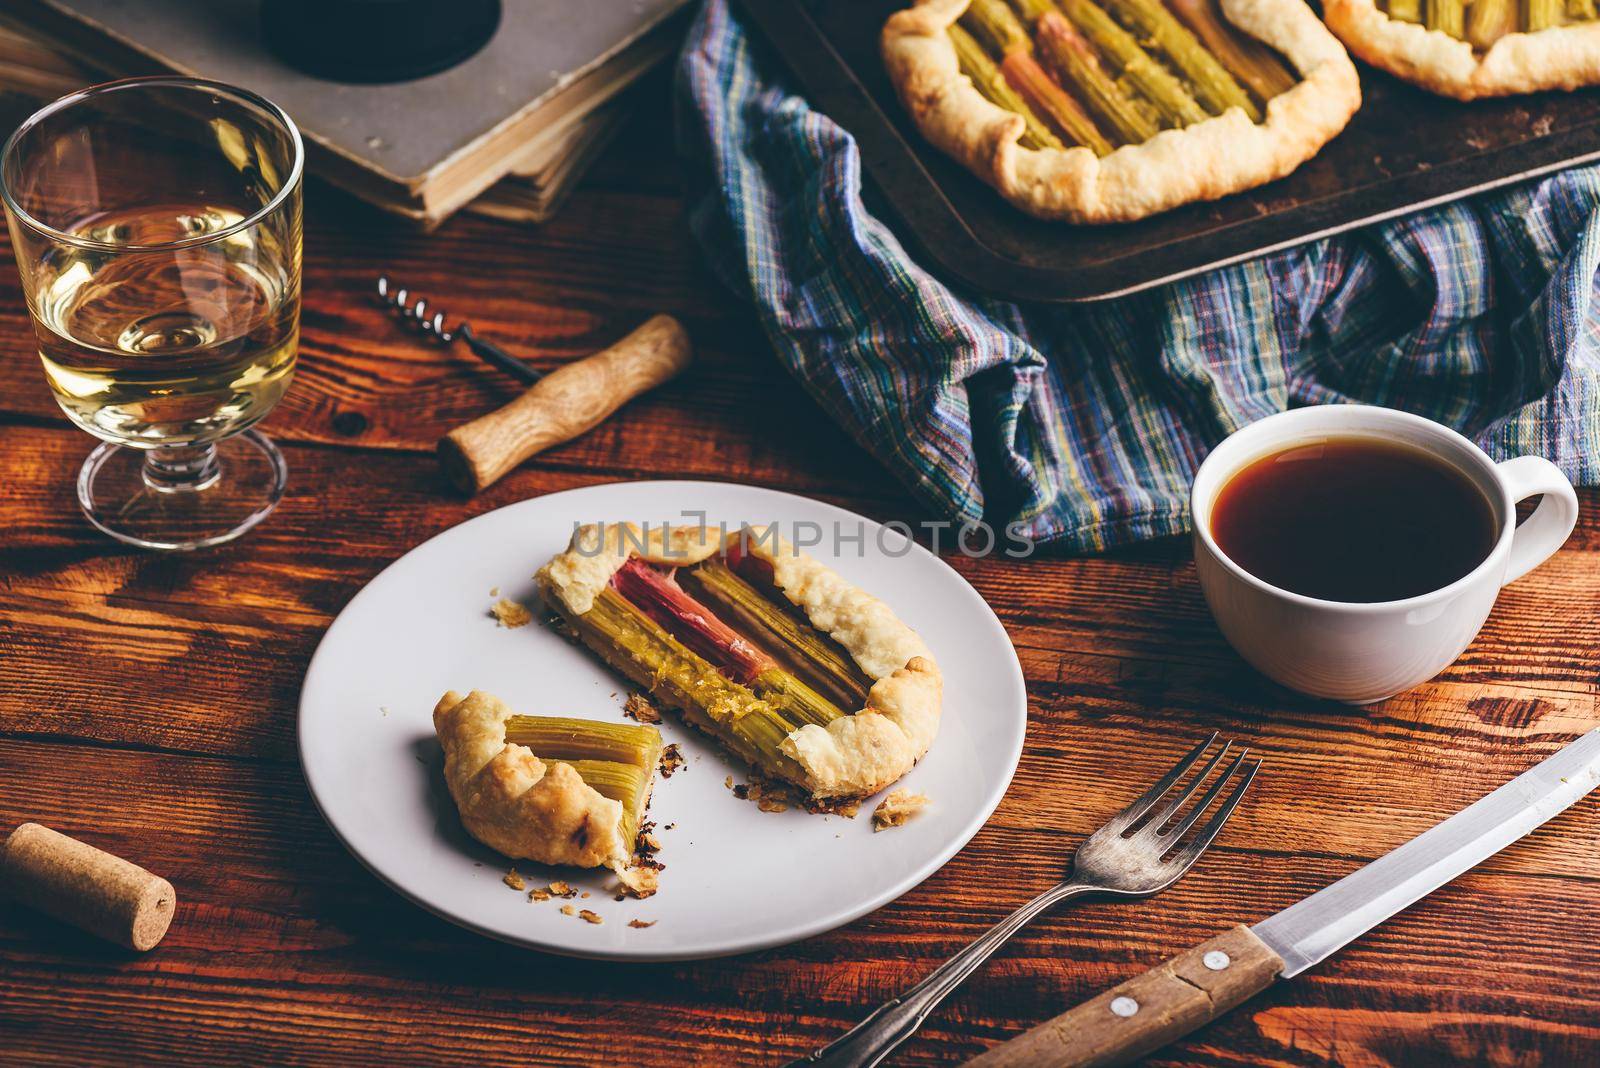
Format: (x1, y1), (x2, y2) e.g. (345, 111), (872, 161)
(437, 314), (692, 494)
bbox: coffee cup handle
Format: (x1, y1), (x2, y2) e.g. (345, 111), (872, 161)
(1496, 456), (1579, 586)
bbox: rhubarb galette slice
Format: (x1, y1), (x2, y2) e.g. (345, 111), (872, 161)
(536, 524), (941, 800)
(433, 690), (661, 890)
(881, 0), (1360, 222)
(1323, 0), (1600, 99)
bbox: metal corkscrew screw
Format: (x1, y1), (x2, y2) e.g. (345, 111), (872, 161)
(375, 275), (541, 384)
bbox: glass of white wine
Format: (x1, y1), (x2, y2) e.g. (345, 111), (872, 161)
(1, 76), (303, 550)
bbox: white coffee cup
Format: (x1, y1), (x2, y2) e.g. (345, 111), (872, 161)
(1191, 405), (1578, 704)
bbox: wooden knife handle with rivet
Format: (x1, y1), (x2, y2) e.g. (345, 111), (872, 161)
(964, 926), (1283, 1067)
(437, 314), (692, 495)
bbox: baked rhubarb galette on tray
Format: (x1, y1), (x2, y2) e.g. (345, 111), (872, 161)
(537, 523), (942, 801)
(1323, 0), (1600, 98)
(433, 690), (663, 893)
(881, 0), (1361, 222)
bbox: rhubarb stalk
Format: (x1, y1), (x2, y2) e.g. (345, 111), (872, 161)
(1425, 0), (1465, 35)
(948, 24), (1065, 150)
(612, 558), (773, 684)
(1100, 0), (1259, 120)
(1164, 0), (1296, 104)
(1465, 0), (1516, 45)
(558, 587), (808, 780)
(1001, 50), (1115, 154)
(504, 715), (663, 768)
(961, 0), (1113, 151)
(963, 0), (1035, 55)
(610, 560), (846, 729)
(502, 716), (663, 848)
(1035, 12), (1160, 145)
(682, 559), (873, 711)
(1058, 0), (1209, 127)
(1526, 0), (1562, 28)
(564, 759), (653, 846)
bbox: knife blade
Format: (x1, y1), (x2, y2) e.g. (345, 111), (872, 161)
(966, 730), (1600, 1068)
(1254, 728), (1600, 977)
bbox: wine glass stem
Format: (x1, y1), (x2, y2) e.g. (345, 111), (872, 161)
(141, 443), (222, 493)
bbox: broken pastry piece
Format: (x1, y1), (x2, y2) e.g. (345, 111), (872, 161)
(881, 0), (1360, 222)
(433, 690), (661, 892)
(536, 523), (942, 801)
(873, 789), (932, 830)
(1324, 0), (1600, 99)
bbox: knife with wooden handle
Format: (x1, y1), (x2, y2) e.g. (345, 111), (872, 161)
(437, 314), (691, 494)
(966, 730), (1600, 1067)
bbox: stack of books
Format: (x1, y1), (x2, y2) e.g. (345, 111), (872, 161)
(0, 1), (689, 226)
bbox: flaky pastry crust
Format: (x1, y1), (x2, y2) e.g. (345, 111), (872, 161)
(536, 524), (943, 798)
(433, 690), (639, 877)
(1323, 0), (1600, 99)
(881, 0), (1361, 222)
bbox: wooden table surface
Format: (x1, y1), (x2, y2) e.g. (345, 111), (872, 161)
(3, 93), (1599, 1068)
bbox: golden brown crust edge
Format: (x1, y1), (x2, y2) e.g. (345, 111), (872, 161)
(535, 524), (943, 799)
(432, 690), (631, 871)
(881, 0), (1361, 223)
(1324, 0), (1600, 99)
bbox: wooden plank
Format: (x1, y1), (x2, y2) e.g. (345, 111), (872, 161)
(3, 81), (1599, 1068)
(1, 738), (1597, 1066)
(0, 423), (926, 764)
(0, 420), (925, 609)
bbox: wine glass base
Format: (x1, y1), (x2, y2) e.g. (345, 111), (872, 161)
(77, 430), (288, 551)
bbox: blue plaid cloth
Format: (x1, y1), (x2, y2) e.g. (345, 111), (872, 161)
(675, 0), (1600, 551)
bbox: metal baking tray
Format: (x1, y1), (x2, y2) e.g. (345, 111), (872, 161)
(732, 0), (1600, 302)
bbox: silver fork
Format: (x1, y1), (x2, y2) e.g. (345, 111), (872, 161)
(788, 732), (1261, 1068)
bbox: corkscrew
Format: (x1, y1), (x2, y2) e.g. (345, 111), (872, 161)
(375, 275), (541, 384)
(375, 274), (693, 495)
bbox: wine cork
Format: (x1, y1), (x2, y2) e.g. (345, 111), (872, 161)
(0, 823), (176, 951)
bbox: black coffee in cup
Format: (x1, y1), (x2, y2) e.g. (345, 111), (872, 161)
(1210, 436), (1497, 603)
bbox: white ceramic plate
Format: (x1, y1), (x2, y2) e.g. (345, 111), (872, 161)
(299, 481), (1026, 961)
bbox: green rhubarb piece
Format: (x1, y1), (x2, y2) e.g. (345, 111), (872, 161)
(1100, 0), (1260, 120)
(1036, 11), (1161, 144)
(1058, 0), (1209, 127)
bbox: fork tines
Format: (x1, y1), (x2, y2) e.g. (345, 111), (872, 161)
(1116, 732), (1260, 864)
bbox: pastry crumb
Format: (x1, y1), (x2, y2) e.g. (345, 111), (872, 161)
(659, 743), (685, 778)
(728, 773), (797, 813)
(578, 909), (604, 925)
(490, 598), (532, 628)
(806, 796), (862, 818)
(628, 919), (656, 929)
(623, 692), (661, 723)
(560, 904), (576, 916)
(615, 866), (659, 900)
(873, 790), (930, 831)
(724, 775), (734, 790)
(489, 585), (499, 597)
(635, 819), (659, 857)
(580, 892), (590, 899)
(528, 888), (551, 902)
(545, 880), (577, 899)
(503, 869), (526, 891)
